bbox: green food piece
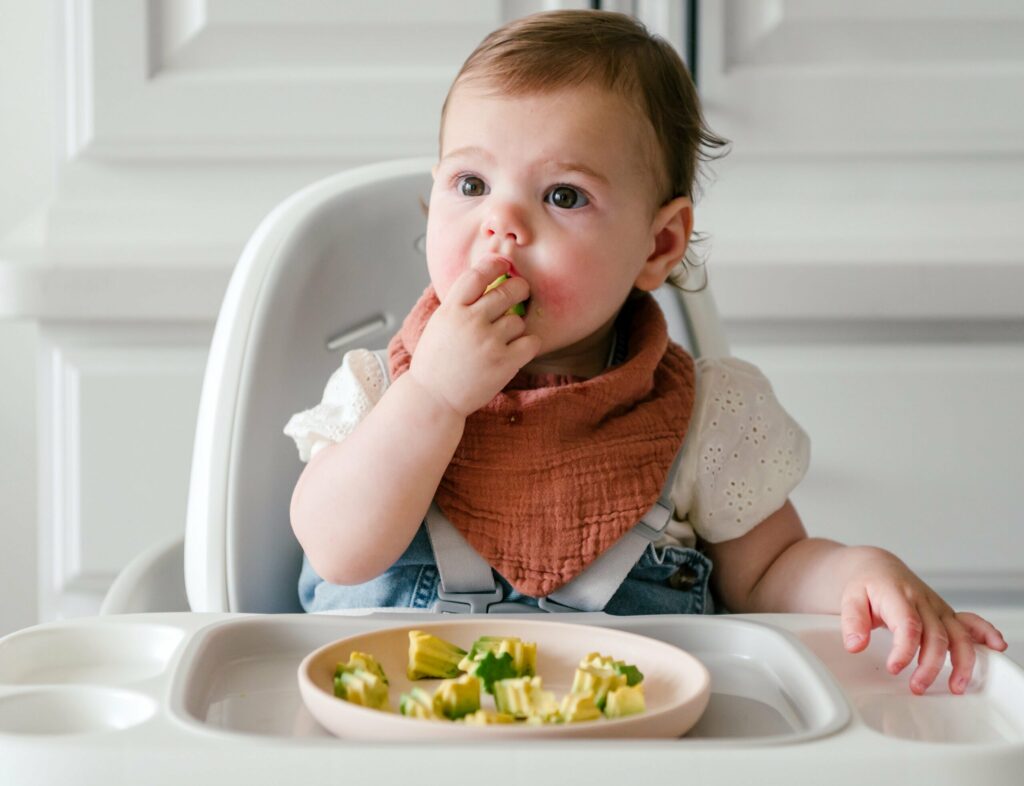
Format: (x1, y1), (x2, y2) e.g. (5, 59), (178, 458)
(571, 664), (627, 710)
(459, 636), (537, 679)
(407, 630), (468, 680)
(432, 674), (482, 720)
(465, 650), (518, 695)
(613, 663), (644, 687)
(603, 684), (646, 719)
(333, 667), (390, 710)
(559, 691), (602, 723)
(483, 274), (527, 317)
(399, 687), (438, 720)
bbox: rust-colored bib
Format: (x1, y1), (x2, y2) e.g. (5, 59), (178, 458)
(388, 286), (696, 597)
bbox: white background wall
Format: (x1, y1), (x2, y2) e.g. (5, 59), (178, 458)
(0, 0), (53, 637)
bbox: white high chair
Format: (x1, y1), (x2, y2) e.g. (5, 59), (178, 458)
(102, 157), (730, 616)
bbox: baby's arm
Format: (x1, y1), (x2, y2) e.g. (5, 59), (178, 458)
(704, 499), (1008, 694)
(290, 255), (538, 585)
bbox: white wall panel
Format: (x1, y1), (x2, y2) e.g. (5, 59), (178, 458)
(69, 0), (509, 161)
(701, 0), (1024, 156)
(735, 340), (1024, 600)
(38, 325), (210, 619)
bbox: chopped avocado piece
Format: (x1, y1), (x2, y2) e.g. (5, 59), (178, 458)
(344, 651), (388, 685)
(459, 636), (537, 678)
(483, 274), (527, 317)
(460, 709), (516, 725)
(603, 683), (646, 719)
(580, 652), (644, 687)
(333, 667), (390, 710)
(431, 674), (482, 720)
(571, 664), (627, 710)
(407, 630), (467, 680)
(559, 691), (602, 723)
(465, 650), (518, 695)
(399, 687), (438, 720)
(492, 676), (557, 721)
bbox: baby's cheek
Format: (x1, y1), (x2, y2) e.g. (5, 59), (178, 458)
(425, 237), (463, 300)
(536, 278), (584, 321)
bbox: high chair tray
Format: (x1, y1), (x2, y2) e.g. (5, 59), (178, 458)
(1, 612), (1022, 786)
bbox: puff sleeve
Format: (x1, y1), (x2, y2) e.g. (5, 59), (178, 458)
(671, 357), (811, 544)
(282, 349), (388, 462)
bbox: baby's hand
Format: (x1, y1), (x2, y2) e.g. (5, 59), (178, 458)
(838, 547), (1008, 694)
(409, 256), (541, 418)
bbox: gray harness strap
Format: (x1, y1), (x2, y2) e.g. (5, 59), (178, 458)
(424, 439), (687, 613)
(371, 349), (690, 614)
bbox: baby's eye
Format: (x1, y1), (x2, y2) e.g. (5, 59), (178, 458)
(458, 175), (488, 197)
(546, 185), (589, 209)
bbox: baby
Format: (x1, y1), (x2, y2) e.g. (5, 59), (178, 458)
(286, 10), (1006, 694)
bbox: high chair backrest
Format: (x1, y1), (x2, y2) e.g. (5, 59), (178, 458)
(184, 157), (729, 613)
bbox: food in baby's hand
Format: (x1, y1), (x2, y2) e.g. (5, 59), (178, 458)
(432, 674), (482, 720)
(484, 274), (527, 317)
(331, 634), (648, 726)
(603, 683), (646, 719)
(407, 630), (467, 680)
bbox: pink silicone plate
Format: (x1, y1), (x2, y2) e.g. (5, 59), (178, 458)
(297, 618), (711, 740)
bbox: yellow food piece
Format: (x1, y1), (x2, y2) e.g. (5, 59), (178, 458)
(483, 274), (527, 317)
(407, 630), (467, 680)
(559, 691), (602, 723)
(335, 668), (390, 710)
(460, 710), (517, 725)
(571, 664), (627, 710)
(345, 651), (388, 684)
(603, 683), (646, 719)
(432, 674), (482, 720)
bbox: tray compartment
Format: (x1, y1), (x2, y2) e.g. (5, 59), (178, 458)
(797, 627), (1024, 744)
(0, 623), (184, 686)
(170, 614), (850, 743)
(0, 686), (157, 736)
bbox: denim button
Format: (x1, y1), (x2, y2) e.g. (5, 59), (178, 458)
(668, 564), (698, 590)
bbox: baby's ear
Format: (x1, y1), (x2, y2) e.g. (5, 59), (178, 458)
(633, 196), (693, 292)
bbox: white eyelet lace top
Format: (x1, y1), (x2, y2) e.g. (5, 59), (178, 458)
(284, 350), (810, 547)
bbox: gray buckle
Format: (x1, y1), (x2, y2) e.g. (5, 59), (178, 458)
(537, 596), (580, 613)
(434, 584), (504, 614)
(634, 499), (672, 542)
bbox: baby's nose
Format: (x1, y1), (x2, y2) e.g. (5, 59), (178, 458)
(482, 202), (531, 246)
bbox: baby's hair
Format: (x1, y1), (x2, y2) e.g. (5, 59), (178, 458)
(440, 9), (730, 292)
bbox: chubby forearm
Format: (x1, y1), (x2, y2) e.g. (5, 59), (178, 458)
(289, 372), (465, 585)
(742, 537), (858, 614)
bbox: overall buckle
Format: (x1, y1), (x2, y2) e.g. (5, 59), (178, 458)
(434, 584), (504, 613)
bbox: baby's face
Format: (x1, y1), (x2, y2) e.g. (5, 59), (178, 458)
(426, 83), (665, 360)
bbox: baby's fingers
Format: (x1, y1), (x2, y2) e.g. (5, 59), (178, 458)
(957, 611), (1008, 651)
(449, 257), (511, 306)
(879, 595), (923, 676)
(907, 604), (952, 695)
(840, 586), (872, 653)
